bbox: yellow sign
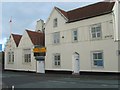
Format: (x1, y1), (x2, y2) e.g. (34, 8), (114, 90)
(33, 47), (46, 53)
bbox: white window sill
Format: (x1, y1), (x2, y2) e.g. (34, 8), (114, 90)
(22, 62), (31, 65)
(7, 62), (14, 64)
(92, 66), (104, 69)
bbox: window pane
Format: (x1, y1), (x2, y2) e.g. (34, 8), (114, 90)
(73, 30), (77, 35)
(91, 24), (101, 39)
(97, 60), (103, 66)
(29, 54), (31, 62)
(58, 61), (60, 65)
(53, 18), (57, 27)
(92, 33), (96, 38)
(53, 32), (60, 44)
(54, 56), (57, 60)
(94, 60), (97, 65)
(58, 55), (60, 60)
(96, 26), (101, 32)
(97, 33), (101, 37)
(57, 39), (59, 43)
(98, 53), (102, 59)
(93, 53), (97, 59)
(91, 28), (95, 33)
(73, 30), (78, 41)
(54, 54), (60, 66)
(55, 61), (57, 65)
(74, 36), (77, 41)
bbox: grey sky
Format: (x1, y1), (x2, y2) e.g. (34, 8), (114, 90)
(1, 1), (100, 50)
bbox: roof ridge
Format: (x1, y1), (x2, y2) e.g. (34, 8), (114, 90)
(26, 29), (43, 34)
(55, 6), (68, 20)
(54, 2), (115, 23)
(11, 33), (22, 36)
(67, 2), (114, 13)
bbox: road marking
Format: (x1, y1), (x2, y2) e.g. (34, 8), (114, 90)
(48, 80), (76, 84)
(101, 84), (108, 87)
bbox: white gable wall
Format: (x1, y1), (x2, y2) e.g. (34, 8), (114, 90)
(45, 9), (67, 34)
(17, 31), (36, 72)
(4, 35), (18, 70)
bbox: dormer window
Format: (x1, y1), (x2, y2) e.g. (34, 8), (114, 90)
(53, 18), (57, 27)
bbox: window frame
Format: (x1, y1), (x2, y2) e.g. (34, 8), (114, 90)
(91, 51), (104, 68)
(53, 32), (60, 44)
(72, 29), (78, 42)
(53, 53), (61, 67)
(23, 49), (31, 64)
(7, 51), (14, 64)
(90, 23), (102, 40)
(53, 18), (58, 28)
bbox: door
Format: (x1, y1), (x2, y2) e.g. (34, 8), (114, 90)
(37, 61), (45, 73)
(72, 52), (80, 74)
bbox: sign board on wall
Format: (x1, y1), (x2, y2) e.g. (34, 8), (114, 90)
(33, 47), (46, 53)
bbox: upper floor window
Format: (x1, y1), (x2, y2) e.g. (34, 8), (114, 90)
(72, 29), (78, 42)
(53, 32), (60, 44)
(53, 18), (57, 27)
(23, 49), (31, 63)
(8, 51), (14, 64)
(92, 51), (104, 67)
(91, 24), (102, 40)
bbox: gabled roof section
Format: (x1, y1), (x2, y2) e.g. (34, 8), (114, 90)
(11, 34), (22, 47)
(55, 7), (68, 20)
(26, 30), (45, 46)
(56, 2), (115, 23)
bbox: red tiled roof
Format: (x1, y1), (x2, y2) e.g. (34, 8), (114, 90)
(12, 34), (22, 47)
(26, 30), (45, 46)
(55, 2), (115, 23)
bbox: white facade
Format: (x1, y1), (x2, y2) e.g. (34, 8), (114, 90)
(5, 32), (36, 72)
(5, 35), (18, 70)
(5, 18), (45, 72)
(45, 2), (120, 73)
(16, 31), (36, 72)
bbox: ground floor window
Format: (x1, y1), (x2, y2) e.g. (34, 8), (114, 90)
(53, 53), (61, 66)
(92, 51), (104, 67)
(23, 49), (31, 63)
(8, 51), (14, 63)
(24, 54), (31, 63)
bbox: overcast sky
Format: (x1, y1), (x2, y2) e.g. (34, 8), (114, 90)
(0, 0), (103, 51)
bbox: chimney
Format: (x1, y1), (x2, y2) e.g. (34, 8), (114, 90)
(35, 19), (44, 33)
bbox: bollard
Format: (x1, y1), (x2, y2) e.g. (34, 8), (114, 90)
(12, 85), (14, 90)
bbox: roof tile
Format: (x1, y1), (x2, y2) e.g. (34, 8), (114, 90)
(56, 2), (115, 23)
(26, 30), (45, 46)
(12, 34), (22, 47)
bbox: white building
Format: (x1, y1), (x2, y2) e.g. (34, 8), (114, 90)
(16, 29), (45, 72)
(45, 1), (120, 73)
(5, 20), (45, 73)
(5, 34), (22, 70)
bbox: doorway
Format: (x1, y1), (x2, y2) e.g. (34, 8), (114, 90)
(72, 52), (80, 74)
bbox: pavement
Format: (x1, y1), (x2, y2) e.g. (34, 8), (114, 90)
(1, 70), (120, 89)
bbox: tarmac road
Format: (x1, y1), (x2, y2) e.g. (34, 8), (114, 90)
(2, 70), (120, 89)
